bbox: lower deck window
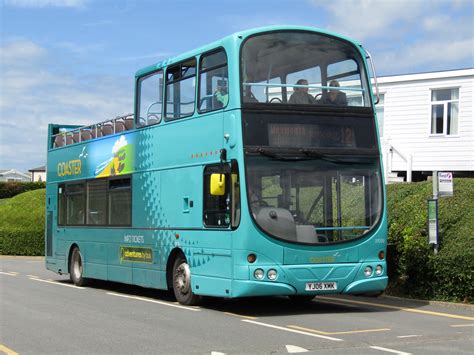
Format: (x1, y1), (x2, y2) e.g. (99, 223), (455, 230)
(108, 178), (132, 226)
(58, 176), (131, 227)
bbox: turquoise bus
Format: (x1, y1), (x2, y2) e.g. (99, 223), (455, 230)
(45, 26), (387, 305)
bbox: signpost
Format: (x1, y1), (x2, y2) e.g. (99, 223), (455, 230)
(427, 199), (438, 246)
(429, 171), (453, 253)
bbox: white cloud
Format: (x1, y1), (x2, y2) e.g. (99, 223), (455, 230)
(2, 0), (88, 8)
(0, 39), (133, 171)
(314, 0), (473, 73)
(0, 40), (47, 66)
(315, 0), (427, 41)
(375, 38), (474, 73)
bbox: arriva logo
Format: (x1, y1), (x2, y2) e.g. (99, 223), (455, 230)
(57, 160), (82, 177)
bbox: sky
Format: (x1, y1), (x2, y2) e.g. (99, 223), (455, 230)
(1, 0), (473, 172)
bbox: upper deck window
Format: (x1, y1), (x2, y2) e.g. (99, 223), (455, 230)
(165, 58), (196, 120)
(198, 49), (229, 112)
(137, 70), (164, 127)
(241, 31), (370, 107)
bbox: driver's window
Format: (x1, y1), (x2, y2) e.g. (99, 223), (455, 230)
(137, 70), (163, 127)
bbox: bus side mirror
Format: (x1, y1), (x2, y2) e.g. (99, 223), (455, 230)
(210, 174), (226, 196)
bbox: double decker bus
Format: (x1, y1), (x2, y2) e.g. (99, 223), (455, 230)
(45, 26), (386, 305)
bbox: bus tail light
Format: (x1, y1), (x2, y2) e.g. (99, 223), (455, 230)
(375, 265), (383, 276)
(364, 266), (373, 277)
(378, 251), (385, 260)
(247, 253), (257, 263)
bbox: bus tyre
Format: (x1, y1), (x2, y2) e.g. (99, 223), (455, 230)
(70, 247), (88, 287)
(172, 255), (201, 306)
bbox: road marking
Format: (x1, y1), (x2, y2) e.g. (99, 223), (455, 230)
(397, 335), (421, 338)
(318, 296), (474, 321)
(224, 312), (257, 320)
(286, 344), (309, 353)
(369, 345), (411, 354)
(289, 325), (390, 335)
(29, 277), (85, 289)
(0, 343), (19, 355)
(241, 319), (343, 342)
(0, 272), (17, 276)
(211, 352), (227, 355)
(450, 323), (474, 327)
(107, 292), (201, 312)
(27, 274), (39, 278)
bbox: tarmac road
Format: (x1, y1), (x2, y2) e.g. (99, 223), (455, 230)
(1, 256), (473, 354)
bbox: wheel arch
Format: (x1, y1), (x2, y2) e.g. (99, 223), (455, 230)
(67, 243), (80, 274)
(166, 248), (185, 290)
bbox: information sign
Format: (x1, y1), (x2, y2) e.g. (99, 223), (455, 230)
(438, 172), (453, 197)
(427, 199), (438, 245)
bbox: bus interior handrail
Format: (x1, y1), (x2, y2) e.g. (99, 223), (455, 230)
(242, 82), (365, 92)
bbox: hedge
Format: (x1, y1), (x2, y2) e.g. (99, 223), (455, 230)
(0, 189), (45, 256)
(0, 181), (46, 199)
(386, 178), (474, 303)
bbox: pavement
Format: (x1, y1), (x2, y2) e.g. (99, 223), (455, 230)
(1, 256), (473, 354)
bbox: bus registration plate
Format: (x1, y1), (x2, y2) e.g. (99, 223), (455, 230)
(305, 282), (337, 291)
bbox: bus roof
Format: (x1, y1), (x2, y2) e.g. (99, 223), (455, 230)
(135, 25), (363, 78)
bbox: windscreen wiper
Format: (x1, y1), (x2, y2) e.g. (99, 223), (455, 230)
(300, 148), (378, 165)
(247, 147), (311, 161)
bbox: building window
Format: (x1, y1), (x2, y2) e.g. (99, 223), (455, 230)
(375, 93), (385, 137)
(137, 70), (163, 127)
(431, 88), (459, 135)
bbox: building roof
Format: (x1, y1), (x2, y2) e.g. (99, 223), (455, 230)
(0, 169), (31, 179)
(377, 68), (473, 84)
(28, 165), (46, 172)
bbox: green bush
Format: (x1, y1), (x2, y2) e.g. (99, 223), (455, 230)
(387, 178), (474, 302)
(0, 189), (45, 255)
(0, 181), (46, 199)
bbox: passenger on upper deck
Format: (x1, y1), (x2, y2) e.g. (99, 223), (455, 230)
(317, 80), (347, 106)
(214, 84), (229, 107)
(288, 79), (316, 105)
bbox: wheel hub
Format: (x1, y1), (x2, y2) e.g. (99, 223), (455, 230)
(175, 262), (191, 295)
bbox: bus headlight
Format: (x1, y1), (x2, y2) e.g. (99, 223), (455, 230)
(267, 269), (277, 281)
(254, 269), (264, 280)
(364, 266), (373, 277)
(375, 265), (383, 276)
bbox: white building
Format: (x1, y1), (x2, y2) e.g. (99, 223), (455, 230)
(28, 166), (46, 182)
(376, 68), (473, 182)
(0, 169), (31, 182)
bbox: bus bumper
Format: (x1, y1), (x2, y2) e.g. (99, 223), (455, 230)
(231, 279), (296, 297)
(343, 276), (388, 294)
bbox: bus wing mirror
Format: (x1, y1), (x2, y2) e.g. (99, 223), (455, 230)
(210, 174), (226, 196)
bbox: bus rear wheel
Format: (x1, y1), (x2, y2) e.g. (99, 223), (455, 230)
(70, 247), (88, 286)
(172, 255), (201, 306)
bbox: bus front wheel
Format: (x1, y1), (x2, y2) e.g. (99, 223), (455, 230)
(172, 255), (201, 306)
(70, 247), (88, 287)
